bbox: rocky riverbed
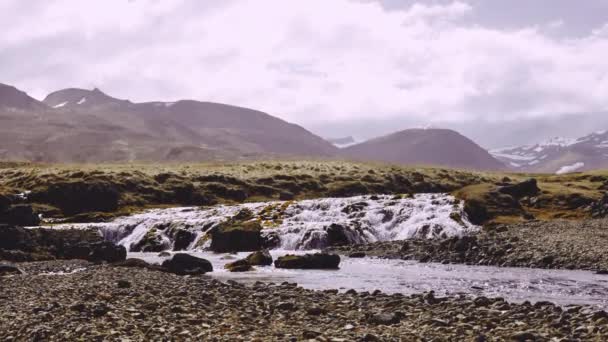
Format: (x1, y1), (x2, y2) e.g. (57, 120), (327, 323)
(1, 261), (608, 341)
(329, 219), (608, 271)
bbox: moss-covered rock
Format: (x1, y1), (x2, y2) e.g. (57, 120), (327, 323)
(245, 250), (273, 266)
(224, 259), (253, 272)
(210, 221), (263, 253)
(274, 253), (340, 269)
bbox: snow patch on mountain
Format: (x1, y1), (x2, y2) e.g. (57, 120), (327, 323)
(556, 162), (585, 175)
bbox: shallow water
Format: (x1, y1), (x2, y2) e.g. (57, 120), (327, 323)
(131, 251), (608, 310)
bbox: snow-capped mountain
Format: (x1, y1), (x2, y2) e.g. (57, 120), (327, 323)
(491, 130), (608, 174)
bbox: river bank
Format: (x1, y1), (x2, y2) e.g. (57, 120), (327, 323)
(329, 219), (608, 272)
(1, 260), (608, 341)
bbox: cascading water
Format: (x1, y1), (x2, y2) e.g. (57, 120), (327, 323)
(51, 193), (478, 252)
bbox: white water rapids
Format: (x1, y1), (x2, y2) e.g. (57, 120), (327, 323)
(51, 193), (478, 252)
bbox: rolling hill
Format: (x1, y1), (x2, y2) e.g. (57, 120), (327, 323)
(341, 128), (505, 170)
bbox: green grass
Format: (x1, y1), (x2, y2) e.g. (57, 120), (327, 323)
(1, 160), (606, 224)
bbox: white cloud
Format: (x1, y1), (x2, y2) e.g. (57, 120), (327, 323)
(2, 0), (608, 128)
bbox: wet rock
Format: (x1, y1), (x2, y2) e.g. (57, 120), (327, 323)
(0, 264), (23, 276)
(245, 250), (273, 266)
(161, 253), (213, 275)
(170, 229), (196, 251)
(210, 221), (263, 253)
(326, 223), (351, 246)
(130, 229), (167, 253)
(498, 179), (540, 198)
(224, 259), (253, 272)
(274, 253), (340, 269)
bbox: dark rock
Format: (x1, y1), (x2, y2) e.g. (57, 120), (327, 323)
(463, 199), (489, 225)
(113, 258), (153, 268)
(306, 306), (328, 316)
(130, 229), (167, 252)
(245, 250), (273, 266)
(30, 180), (120, 215)
(116, 280), (131, 288)
(349, 252), (366, 258)
(360, 333), (381, 342)
(591, 193), (608, 218)
(279, 191), (295, 201)
(0, 264), (23, 276)
(302, 330), (322, 339)
(367, 312), (401, 325)
(276, 302), (296, 311)
(224, 259), (253, 272)
(274, 253), (340, 269)
(0, 204), (40, 226)
(171, 229), (196, 251)
(158, 251), (171, 257)
(210, 221), (263, 253)
(498, 179), (540, 198)
(326, 223), (351, 246)
(510, 331), (538, 341)
(161, 253), (213, 275)
(87, 241), (127, 263)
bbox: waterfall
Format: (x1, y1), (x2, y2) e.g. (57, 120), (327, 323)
(50, 194), (478, 252)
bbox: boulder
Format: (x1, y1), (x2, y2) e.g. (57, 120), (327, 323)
(245, 250), (273, 266)
(274, 253), (340, 269)
(224, 259), (253, 272)
(88, 242), (127, 263)
(0, 264), (23, 276)
(463, 199), (490, 225)
(161, 253), (213, 275)
(326, 223), (351, 246)
(210, 221), (263, 253)
(0, 204), (40, 226)
(498, 179), (540, 198)
(170, 229), (196, 251)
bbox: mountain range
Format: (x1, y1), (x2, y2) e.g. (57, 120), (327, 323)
(3, 81), (607, 174)
(490, 131), (608, 173)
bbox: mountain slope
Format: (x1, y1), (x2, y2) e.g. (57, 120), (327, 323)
(0, 84), (338, 162)
(341, 128), (505, 170)
(491, 131), (608, 173)
(0, 83), (47, 111)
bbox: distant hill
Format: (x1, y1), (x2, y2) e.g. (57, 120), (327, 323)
(491, 130), (608, 174)
(0, 84), (337, 162)
(327, 136), (358, 148)
(341, 128), (505, 170)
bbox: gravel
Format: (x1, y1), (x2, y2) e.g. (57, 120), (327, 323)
(1, 261), (607, 341)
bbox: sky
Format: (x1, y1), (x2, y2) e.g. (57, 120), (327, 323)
(2, 0), (608, 147)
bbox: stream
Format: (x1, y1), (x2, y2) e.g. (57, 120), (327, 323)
(132, 250), (608, 311)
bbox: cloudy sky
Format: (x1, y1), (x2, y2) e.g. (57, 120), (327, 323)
(2, 0), (608, 147)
